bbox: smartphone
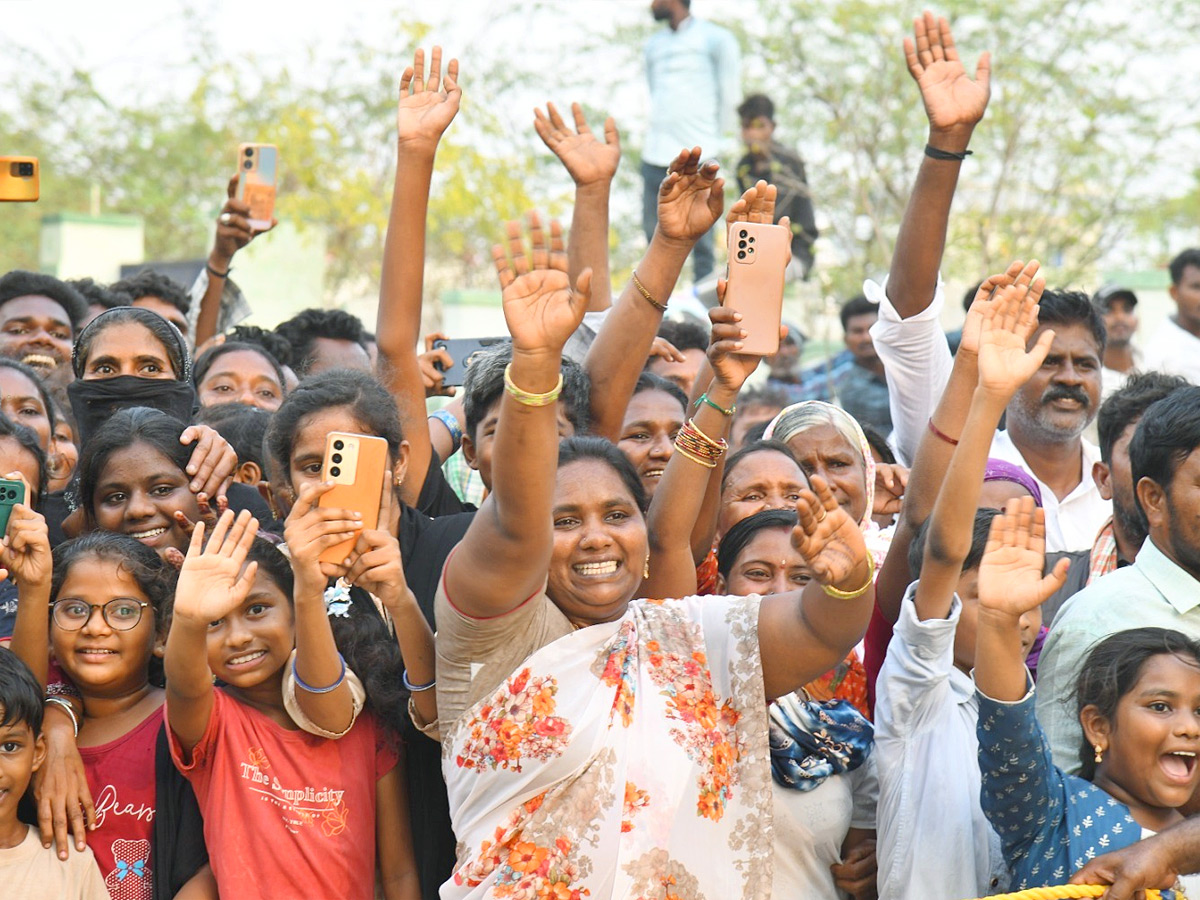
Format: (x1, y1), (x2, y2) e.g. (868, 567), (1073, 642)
(0, 157), (39, 202)
(236, 143), (277, 230)
(722, 221), (790, 356)
(317, 432), (390, 565)
(0, 479), (27, 535)
(432, 337), (508, 387)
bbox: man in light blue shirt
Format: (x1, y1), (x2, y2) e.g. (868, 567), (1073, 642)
(643, 0), (740, 282)
(1037, 386), (1200, 772)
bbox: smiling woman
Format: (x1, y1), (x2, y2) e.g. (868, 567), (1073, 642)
(616, 372), (686, 500)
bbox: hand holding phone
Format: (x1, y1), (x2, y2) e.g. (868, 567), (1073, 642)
(317, 432), (390, 565)
(432, 337), (508, 388)
(0, 478), (27, 535)
(722, 220), (789, 356)
(236, 144), (277, 231)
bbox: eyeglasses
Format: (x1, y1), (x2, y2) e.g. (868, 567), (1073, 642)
(51, 598), (150, 632)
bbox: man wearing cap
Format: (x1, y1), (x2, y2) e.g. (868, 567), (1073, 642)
(1093, 284), (1140, 399)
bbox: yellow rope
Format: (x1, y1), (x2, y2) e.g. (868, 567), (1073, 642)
(968, 886), (1164, 900)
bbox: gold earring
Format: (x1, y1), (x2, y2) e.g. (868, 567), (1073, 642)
(643, 557), (651, 580)
(1094, 743), (1104, 764)
(394, 474), (404, 487)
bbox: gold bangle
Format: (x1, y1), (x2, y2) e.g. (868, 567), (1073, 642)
(674, 444), (717, 469)
(631, 270), (668, 312)
(503, 363), (563, 407)
(821, 555), (876, 600)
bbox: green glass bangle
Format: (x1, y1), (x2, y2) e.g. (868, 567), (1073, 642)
(695, 393), (735, 417)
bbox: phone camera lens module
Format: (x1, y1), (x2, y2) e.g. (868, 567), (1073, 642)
(333, 440), (344, 451)
(331, 453), (342, 464)
(748, 236), (755, 243)
(16, 162), (33, 177)
(243, 159), (253, 170)
(244, 147), (254, 157)
(739, 229), (748, 239)
(738, 240), (747, 249)
(330, 466), (341, 478)
(737, 250), (747, 260)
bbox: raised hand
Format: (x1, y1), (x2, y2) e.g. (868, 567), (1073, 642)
(959, 259), (1035, 355)
(978, 497), (1069, 619)
(904, 11), (991, 140)
(655, 147), (725, 246)
(707, 305), (775, 395)
(534, 102), (620, 186)
(284, 480), (365, 587)
(0, 501), (51, 588)
(975, 265), (1053, 400)
(792, 475), (871, 591)
(726, 179), (785, 229)
(397, 46), (462, 148)
(494, 213), (590, 357)
(172, 510), (260, 626)
(213, 174), (275, 264)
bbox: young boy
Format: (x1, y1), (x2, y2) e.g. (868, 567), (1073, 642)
(0, 648), (107, 899)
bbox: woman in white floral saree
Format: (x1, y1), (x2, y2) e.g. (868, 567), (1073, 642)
(434, 197), (876, 900)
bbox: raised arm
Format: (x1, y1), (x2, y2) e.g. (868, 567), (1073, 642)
(975, 498), (1069, 701)
(913, 273), (1053, 621)
(444, 216), (590, 616)
(165, 510), (260, 754)
(584, 147), (724, 440)
(3, 503), (53, 688)
(375, 47), (462, 507)
(534, 102), (619, 312)
(887, 11), (990, 318)
(759, 477), (875, 701)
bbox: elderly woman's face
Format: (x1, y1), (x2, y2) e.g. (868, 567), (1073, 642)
(547, 459), (648, 627)
(716, 449), (807, 539)
(81, 322), (176, 380)
(786, 422), (867, 524)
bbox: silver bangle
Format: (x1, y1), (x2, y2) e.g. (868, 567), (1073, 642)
(45, 697), (80, 737)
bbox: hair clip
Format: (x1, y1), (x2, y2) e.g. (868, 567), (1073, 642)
(323, 579), (352, 618)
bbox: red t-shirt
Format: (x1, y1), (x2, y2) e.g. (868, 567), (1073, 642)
(168, 689), (398, 900)
(79, 705), (161, 900)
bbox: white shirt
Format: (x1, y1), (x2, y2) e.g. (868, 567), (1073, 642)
(771, 756), (878, 900)
(643, 17), (741, 166)
(874, 587), (1009, 900)
(988, 430), (1111, 553)
(1150, 316), (1200, 385)
(865, 274), (952, 467)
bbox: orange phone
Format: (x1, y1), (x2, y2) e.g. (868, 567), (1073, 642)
(0, 157), (39, 202)
(236, 143), (277, 230)
(317, 431), (390, 565)
(722, 220), (790, 356)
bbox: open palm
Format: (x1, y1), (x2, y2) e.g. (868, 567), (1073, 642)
(396, 47), (462, 146)
(792, 476), (869, 588)
(904, 12), (990, 132)
(978, 500), (1067, 618)
(656, 147), (724, 243)
(976, 277), (1052, 398)
(535, 102), (619, 186)
(173, 511), (259, 625)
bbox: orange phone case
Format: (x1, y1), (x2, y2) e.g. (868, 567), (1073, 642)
(723, 220), (790, 356)
(317, 431), (390, 565)
(0, 157), (39, 202)
(236, 143), (277, 230)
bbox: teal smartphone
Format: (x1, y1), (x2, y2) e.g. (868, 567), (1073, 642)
(0, 478), (26, 535)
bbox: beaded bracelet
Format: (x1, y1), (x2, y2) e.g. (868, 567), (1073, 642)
(293, 653), (347, 694)
(631, 270), (668, 312)
(503, 363), (563, 407)
(673, 418), (728, 468)
(402, 669), (437, 692)
(695, 393), (735, 417)
(821, 555), (876, 601)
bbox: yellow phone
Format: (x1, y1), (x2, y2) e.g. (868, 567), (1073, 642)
(0, 157), (39, 202)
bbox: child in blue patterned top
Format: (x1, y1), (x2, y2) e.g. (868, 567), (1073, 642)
(975, 496), (1200, 896)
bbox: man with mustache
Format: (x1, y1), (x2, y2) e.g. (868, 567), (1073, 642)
(987, 290), (1110, 552)
(0, 271), (88, 387)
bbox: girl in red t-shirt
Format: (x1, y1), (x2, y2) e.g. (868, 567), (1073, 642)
(165, 508), (421, 900)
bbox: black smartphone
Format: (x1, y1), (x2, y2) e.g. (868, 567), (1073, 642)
(432, 337), (508, 387)
(0, 478), (27, 535)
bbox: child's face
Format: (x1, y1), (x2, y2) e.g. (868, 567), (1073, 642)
(50, 556), (160, 698)
(951, 566), (1041, 673)
(0, 710), (45, 826)
(205, 567), (294, 690)
(1093, 653), (1200, 815)
(92, 441), (200, 555)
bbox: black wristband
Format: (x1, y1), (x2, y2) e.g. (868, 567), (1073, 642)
(925, 144), (973, 161)
(206, 262), (231, 279)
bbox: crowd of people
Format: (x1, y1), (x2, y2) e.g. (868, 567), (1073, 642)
(1, 3), (1200, 900)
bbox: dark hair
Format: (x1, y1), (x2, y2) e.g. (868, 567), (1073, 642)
(0, 357), (59, 432)
(72, 306), (190, 381)
(721, 439), (802, 491)
(0, 647), (43, 735)
(962, 282), (984, 314)
(1075, 627), (1200, 780)
(194, 403), (272, 469)
(1036, 289), (1106, 355)
(653, 319), (709, 355)
(839, 295), (876, 331)
(193, 341), (287, 395)
(65, 278), (129, 312)
(717, 508), (797, 579)
(226, 325), (295, 369)
(737, 384), (788, 413)
(245, 537), (294, 602)
(274, 309), (368, 377)
(78, 408), (192, 525)
(1129, 386), (1200, 520)
(737, 93), (774, 123)
(631, 371), (688, 413)
(0, 271), (88, 329)
(461, 342), (591, 441)
(558, 436), (648, 513)
(110, 270), (191, 316)
(861, 423), (896, 465)
(1097, 372), (1189, 464)
(908, 507), (1000, 580)
(1169, 249), (1200, 286)
(266, 369), (402, 488)
(0, 412), (47, 503)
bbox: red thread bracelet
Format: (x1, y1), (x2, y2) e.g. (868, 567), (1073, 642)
(927, 418), (960, 446)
